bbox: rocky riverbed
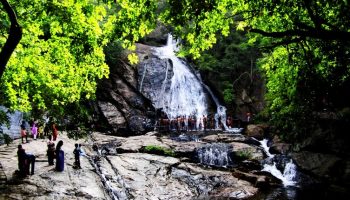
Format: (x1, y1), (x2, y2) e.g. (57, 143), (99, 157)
(0, 131), (284, 199)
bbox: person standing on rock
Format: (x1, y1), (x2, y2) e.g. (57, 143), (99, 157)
(31, 122), (38, 140)
(47, 135), (55, 165)
(17, 145), (27, 177)
(55, 140), (64, 171)
(20, 125), (28, 143)
(73, 143), (82, 169)
(52, 123), (58, 141)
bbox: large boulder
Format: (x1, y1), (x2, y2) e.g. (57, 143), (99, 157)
(245, 124), (265, 140)
(96, 50), (155, 135)
(291, 151), (346, 181)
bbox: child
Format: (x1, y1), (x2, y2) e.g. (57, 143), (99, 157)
(73, 144), (81, 169)
(20, 126), (28, 143)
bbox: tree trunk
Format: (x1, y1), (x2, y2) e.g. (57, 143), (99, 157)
(0, 0), (22, 79)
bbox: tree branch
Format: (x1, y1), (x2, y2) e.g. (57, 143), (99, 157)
(0, 0), (22, 79)
(249, 28), (350, 41)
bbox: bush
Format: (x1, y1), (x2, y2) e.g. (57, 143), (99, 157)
(0, 133), (13, 146)
(235, 149), (252, 161)
(143, 145), (176, 157)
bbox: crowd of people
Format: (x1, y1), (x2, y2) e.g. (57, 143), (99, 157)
(157, 114), (244, 132)
(16, 120), (83, 177)
(20, 120), (58, 144)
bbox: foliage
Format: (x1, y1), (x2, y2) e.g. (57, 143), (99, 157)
(195, 31), (260, 111)
(232, 0), (350, 139)
(143, 145), (176, 157)
(0, 109), (10, 128)
(0, 0), (113, 112)
(107, 0), (237, 59)
(0, 133), (12, 145)
(235, 149), (252, 161)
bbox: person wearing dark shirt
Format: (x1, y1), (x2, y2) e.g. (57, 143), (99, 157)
(17, 145), (36, 176)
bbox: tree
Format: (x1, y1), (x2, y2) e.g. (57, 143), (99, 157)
(235, 0), (350, 138)
(0, 0), (114, 112)
(0, 0), (239, 114)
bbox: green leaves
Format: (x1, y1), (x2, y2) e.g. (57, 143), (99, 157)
(0, 0), (111, 112)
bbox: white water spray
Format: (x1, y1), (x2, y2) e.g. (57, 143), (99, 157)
(153, 35), (208, 121)
(255, 138), (298, 187)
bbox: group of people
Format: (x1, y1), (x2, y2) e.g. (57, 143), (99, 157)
(157, 114), (242, 132)
(20, 120), (58, 144)
(17, 122), (83, 177)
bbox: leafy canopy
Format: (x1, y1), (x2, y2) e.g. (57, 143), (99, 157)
(0, 0), (115, 112)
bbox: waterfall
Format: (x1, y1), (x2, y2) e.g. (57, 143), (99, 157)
(255, 138), (298, 187)
(0, 106), (23, 139)
(197, 143), (232, 167)
(153, 34), (208, 121)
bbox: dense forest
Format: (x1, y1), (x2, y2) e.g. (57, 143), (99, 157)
(1, 0), (350, 142)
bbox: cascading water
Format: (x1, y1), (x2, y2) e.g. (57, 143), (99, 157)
(255, 138), (298, 187)
(153, 35), (208, 121)
(197, 143), (232, 167)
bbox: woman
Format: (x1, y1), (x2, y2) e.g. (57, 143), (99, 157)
(47, 135), (55, 165)
(31, 122), (38, 140)
(55, 140), (64, 172)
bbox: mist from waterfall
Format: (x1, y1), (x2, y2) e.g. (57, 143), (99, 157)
(153, 34), (208, 120)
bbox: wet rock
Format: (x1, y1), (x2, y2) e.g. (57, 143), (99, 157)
(201, 134), (246, 143)
(174, 163), (257, 199)
(291, 151), (343, 180)
(230, 142), (264, 161)
(245, 125), (264, 140)
(270, 143), (291, 154)
(96, 51), (155, 135)
(232, 169), (277, 189)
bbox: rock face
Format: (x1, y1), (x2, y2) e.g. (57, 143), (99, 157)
(90, 132), (264, 199)
(291, 151), (346, 181)
(96, 52), (156, 135)
(245, 124), (265, 140)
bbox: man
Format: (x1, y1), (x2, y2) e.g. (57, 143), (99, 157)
(17, 145), (36, 176)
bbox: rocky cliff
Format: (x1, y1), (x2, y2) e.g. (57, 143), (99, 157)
(95, 54), (156, 136)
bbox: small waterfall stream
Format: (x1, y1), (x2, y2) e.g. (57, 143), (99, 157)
(197, 143), (232, 167)
(255, 138), (298, 187)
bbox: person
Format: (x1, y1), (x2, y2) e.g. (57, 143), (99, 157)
(17, 145), (36, 176)
(43, 123), (50, 136)
(73, 144), (81, 169)
(31, 122), (38, 140)
(17, 145), (27, 177)
(47, 135), (55, 165)
(20, 126), (28, 143)
(52, 123), (58, 141)
(246, 112), (251, 123)
(37, 122), (44, 139)
(55, 140), (64, 171)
